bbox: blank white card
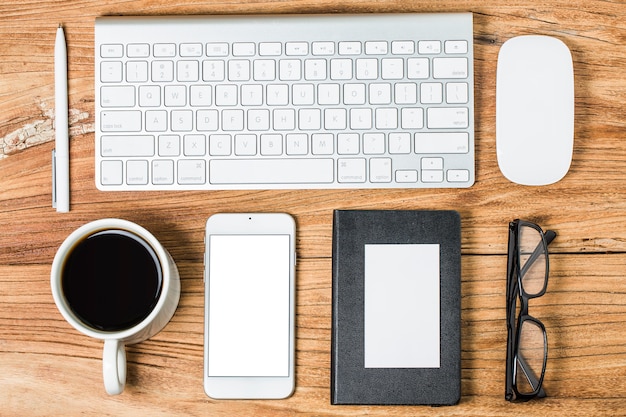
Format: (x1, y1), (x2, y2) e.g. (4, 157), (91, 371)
(364, 244), (440, 368)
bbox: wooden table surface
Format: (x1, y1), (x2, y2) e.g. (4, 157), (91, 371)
(2, 0), (626, 415)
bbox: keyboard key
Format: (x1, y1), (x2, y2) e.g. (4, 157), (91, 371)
(339, 41), (361, 55)
(228, 60), (250, 81)
(420, 82), (443, 104)
(184, 134), (206, 156)
(330, 59), (352, 80)
(446, 83), (469, 104)
(395, 83), (417, 104)
(407, 58), (430, 79)
(215, 85), (238, 106)
(422, 170), (444, 182)
(154, 43), (176, 57)
(370, 158), (392, 182)
(286, 134), (308, 155)
(259, 42), (282, 56)
(274, 109), (296, 130)
(180, 43), (203, 57)
(197, 110), (219, 131)
(127, 43), (149, 57)
(305, 59), (327, 81)
(101, 86), (135, 107)
(210, 158), (334, 184)
(203, 60), (225, 81)
(285, 42), (309, 56)
(152, 159), (174, 185)
(338, 158), (366, 183)
(356, 59), (378, 80)
(206, 42), (229, 57)
(365, 41), (388, 55)
(152, 61), (174, 82)
(190, 85), (212, 106)
(126, 160), (149, 185)
(177, 60), (200, 81)
(221, 109), (243, 131)
(401, 108), (423, 129)
(235, 134), (257, 155)
(391, 41), (415, 55)
(101, 135), (154, 156)
(312, 133), (334, 154)
(312, 42), (335, 56)
(418, 40), (441, 54)
(395, 169), (418, 183)
(126, 61), (148, 82)
(171, 110), (193, 131)
(369, 83), (391, 105)
(164, 85), (186, 107)
(445, 40), (468, 54)
(178, 160), (206, 184)
(388, 133), (411, 154)
(375, 108), (398, 129)
(101, 160), (123, 185)
(433, 57), (468, 79)
(421, 157), (443, 170)
(381, 58), (404, 80)
(337, 133), (359, 154)
(414, 132), (469, 153)
(101, 61), (123, 83)
(101, 44), (123, 58)
(427, 107), (469, 129)
(447, 169), (470, 182)
(139, 85), (161, 107)
(279, 60), (302, 81)
(261, 134), (283, 155)
(146, 110), (167, 131)
(363, 133), (385, 154)
(232, 42), (255, 56)
(101, 111), (142, 132)
(254, 59), (277, 81)
(158, 135), (180, 156)
(209, 134), (232, 156)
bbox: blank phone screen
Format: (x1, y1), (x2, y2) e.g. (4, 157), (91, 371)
(208, 234), (290, 377)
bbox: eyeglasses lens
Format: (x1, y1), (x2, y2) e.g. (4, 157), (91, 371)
(515, 320), (546, 394)
(518, 225), (547, 296)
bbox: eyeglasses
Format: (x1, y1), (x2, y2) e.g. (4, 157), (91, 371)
(505, 219), (556, 402)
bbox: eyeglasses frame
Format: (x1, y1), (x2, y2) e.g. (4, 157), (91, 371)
(505, 219), (556, 402)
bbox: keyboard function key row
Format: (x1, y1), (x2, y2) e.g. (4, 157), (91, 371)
(100, 40), (468, 58)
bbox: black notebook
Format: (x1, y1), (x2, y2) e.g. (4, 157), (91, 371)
(331, 210), (461, 405)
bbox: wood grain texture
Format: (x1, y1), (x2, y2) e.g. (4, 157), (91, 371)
(1, 0), (626, 415)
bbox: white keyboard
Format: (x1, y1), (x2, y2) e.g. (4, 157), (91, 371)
(95, 13), (474, 190)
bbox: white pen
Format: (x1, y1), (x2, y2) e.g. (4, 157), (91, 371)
(53, 24), (70, 212)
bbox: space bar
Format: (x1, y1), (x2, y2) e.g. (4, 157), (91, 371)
(210, 158), (335, 184)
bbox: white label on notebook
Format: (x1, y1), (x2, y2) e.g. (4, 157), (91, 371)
(364, 244), (440, 368)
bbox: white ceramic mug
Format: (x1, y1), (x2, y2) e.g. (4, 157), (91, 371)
(50, 219), (180, 395)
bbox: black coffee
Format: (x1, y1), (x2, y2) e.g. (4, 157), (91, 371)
(62, 230), (163, 332)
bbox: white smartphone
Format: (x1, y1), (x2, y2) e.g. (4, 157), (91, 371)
(204, 213), (296, 399)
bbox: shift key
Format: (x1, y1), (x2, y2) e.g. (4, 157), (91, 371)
(101, 135), (155, 157)
(101, 111), (142, 132)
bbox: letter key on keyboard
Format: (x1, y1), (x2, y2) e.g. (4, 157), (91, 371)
(95, 13), (474, 190)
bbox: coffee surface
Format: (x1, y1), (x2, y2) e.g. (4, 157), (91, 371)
(62, 230), (163, 332)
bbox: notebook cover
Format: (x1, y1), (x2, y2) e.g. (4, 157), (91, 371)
(330, 210), (461, 405)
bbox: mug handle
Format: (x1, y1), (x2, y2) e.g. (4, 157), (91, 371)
(103, 339), (127, 395)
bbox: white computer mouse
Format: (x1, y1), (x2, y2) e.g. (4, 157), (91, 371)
(496, 35), (574, 185)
